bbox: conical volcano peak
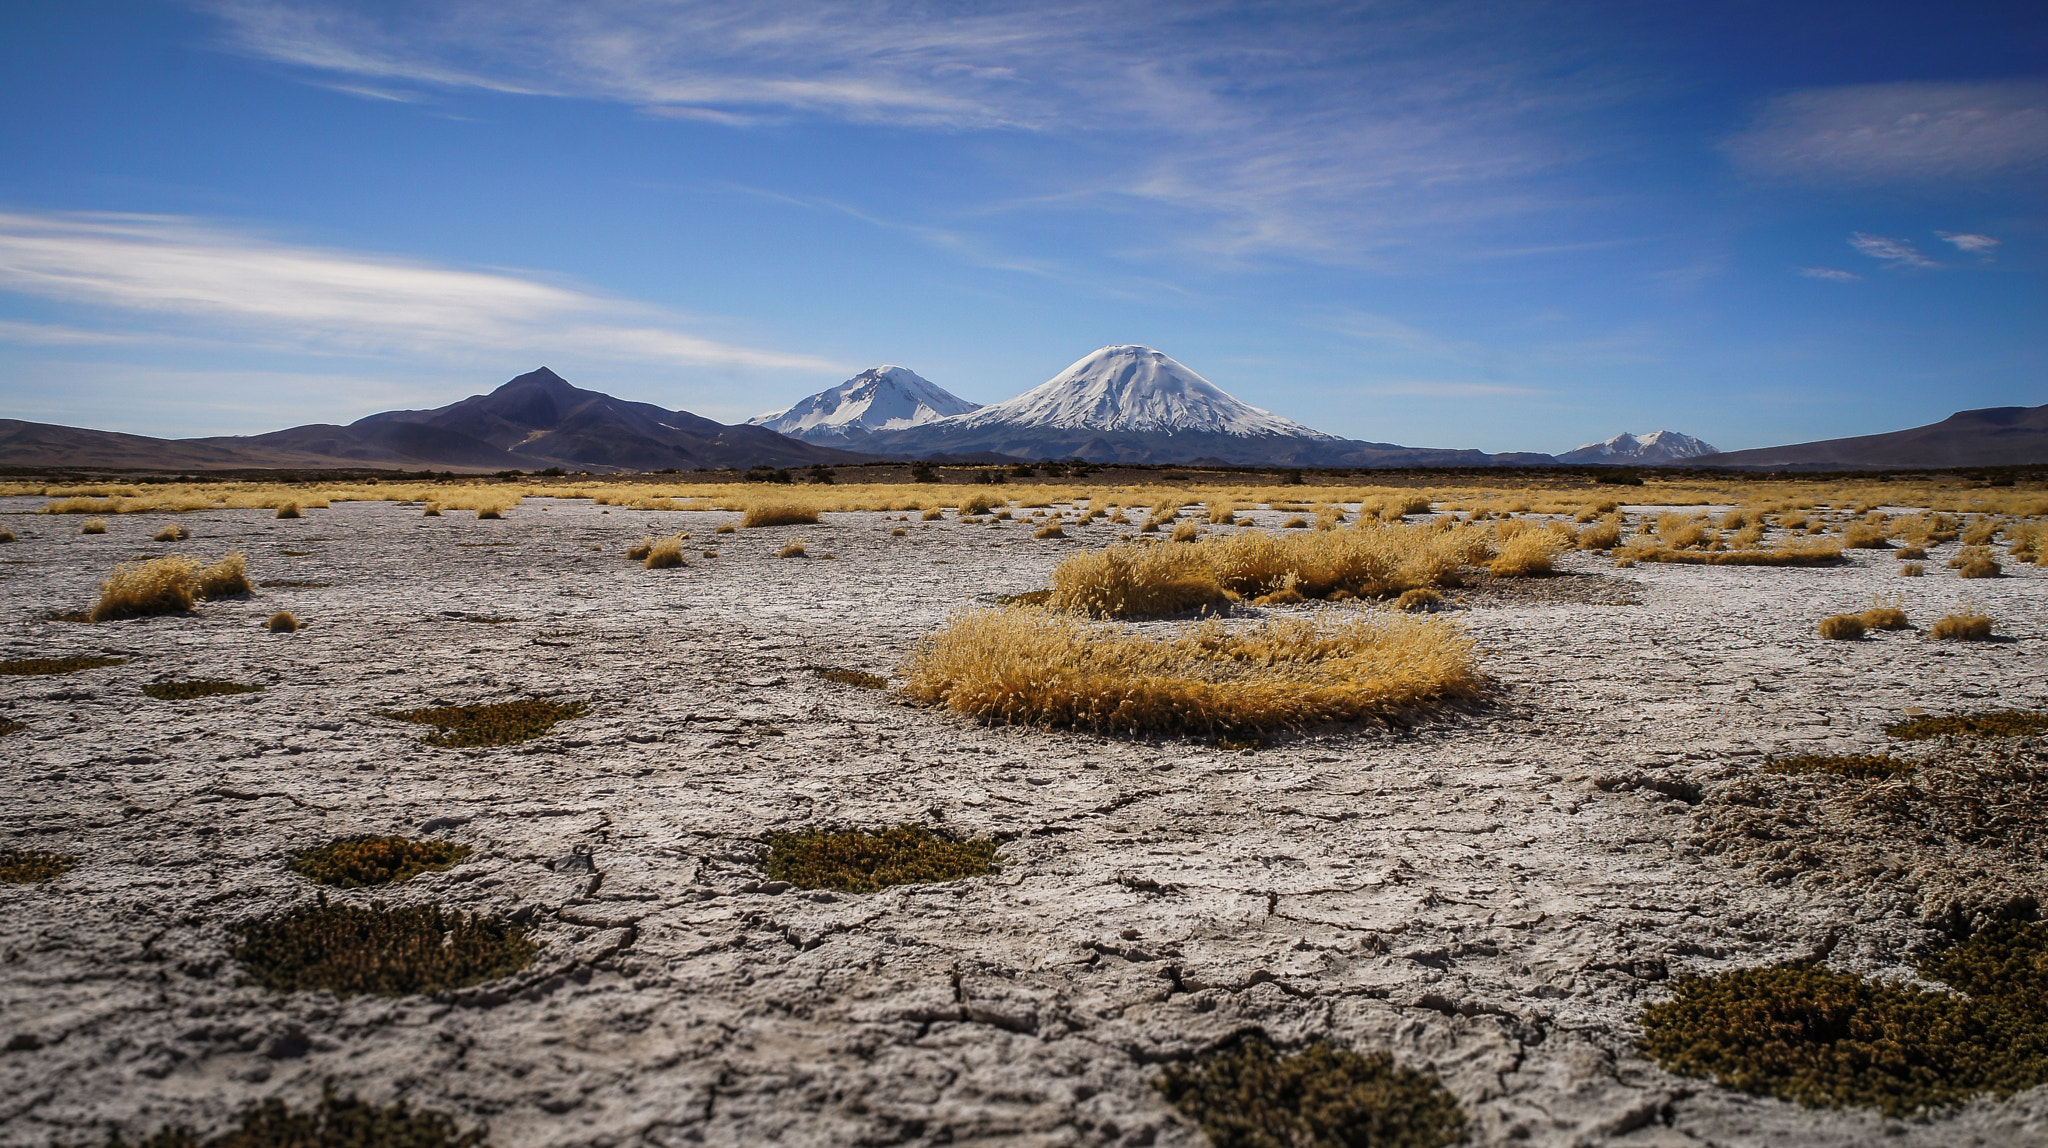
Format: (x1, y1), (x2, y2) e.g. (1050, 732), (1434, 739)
(750, 365), (979, 441)
(953, 345), (1339, 438)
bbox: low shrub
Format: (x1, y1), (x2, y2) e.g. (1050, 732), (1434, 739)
(1948, 544), (1994, 570)
(275, 503), (301, 519)
(144, 680), (265, 701)
(742, 503), (819, 528)
(94, 1090), (488, 1148)
(1959, 558), (2003, 579)
(152, 524), (190, 542)
(1886, 710), (2048, 740)
(778, 540), (809, 558)
(1929, 612), (1995, 641)
(1156, 1037), (1467, 1148)
(1489, 530), (1566, 577)
(900, 609), (1482, 736)
(268, 611), (300, 633)
(764, 824), (999, 892)
(0, 655), (126, 675)
(289, 836), (472, 887)
(1640, 920), (2048, 1117)
(0, 849), (76, 883)
(378, 699), (590, 748)
(81, 517), (108, 534)
(91, 555), (199, 620)
(644, 534), (688, 569)
(1765, 753), (1912, 780)
(196, 553), (253, 598)
(232, 895), (536, 997)
(1817, 614), (1866, 640)
(815, 667), (888, 689)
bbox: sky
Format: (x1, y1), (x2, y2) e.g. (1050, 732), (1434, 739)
(0, 0), (2042, 455)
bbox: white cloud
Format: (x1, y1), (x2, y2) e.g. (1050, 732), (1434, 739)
(199, 0), (1632, 266)
(1725, 80), (2048, 184)
(0, 211), (840, 372)
(1848, 232), (1936, 270)
(1797, 266), (1860, 282)
(1937, 230), (2001, 257)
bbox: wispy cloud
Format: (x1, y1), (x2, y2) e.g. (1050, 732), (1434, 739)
(199, 0), (1635, 266)
(0, 211), (840, 372)
(1797, 266), (1860, 282)
(1724, 80), (2048, 184)
(1848, 232), (1937, 270)
(1937, 230), (2001, 258)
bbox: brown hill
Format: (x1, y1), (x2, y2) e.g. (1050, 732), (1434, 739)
(1705, 403), (2048, 470)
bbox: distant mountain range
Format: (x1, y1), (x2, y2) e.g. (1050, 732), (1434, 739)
(759, 345), (1547, 467)
(1559, 430), (1720, 465)
(1, 355), (2040, 473)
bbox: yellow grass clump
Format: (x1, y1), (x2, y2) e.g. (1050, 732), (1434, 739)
(1034, 522), (1065, 539)
(745, 503), (820, 528)
(0, 529), (13, 543)
(899, 608), (1483, 736)
(196, 553), (253, 598)
(81, 518), (108, 535)
(1617, 538), (1842, 566)
(1841, 520), (1889, 548)
(1206, 501), (1237, 525)
(626, 537), (654, 560)
(1860, 595), (1912, 630)
(1958, 557), (2003, 579)
(1170, 520), (1203, 543)
(268, 611), (300, 633)
(644, 534), (689, 569)
(1901, 563), (1926, 577)
(1817, 613), (1867, 640)
(779, 540), (809, 558)
(152, 524), (190, 542)
(92, 556), (200, 620)
(960, 493), (997, 516)
(1930, 612), (1994, 641)
(1395, 587), (1442, 612)
(1489, 530), (1567, 577)
(922, 508), (944, 521)
(275, 502), (301, 519)
(422, 502), (442, 516)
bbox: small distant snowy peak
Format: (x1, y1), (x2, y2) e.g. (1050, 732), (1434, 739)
(952, 345), (1339, 438)
(1560, 430), (1720, 464)
(751, 366), (979, 441)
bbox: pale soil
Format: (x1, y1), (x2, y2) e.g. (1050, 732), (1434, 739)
(2, 497), (2046, 1148)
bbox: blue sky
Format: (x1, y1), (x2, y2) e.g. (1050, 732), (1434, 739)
(0, 0), (2041, 454)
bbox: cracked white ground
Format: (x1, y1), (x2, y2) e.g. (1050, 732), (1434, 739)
(3, 496), (2046, 1146)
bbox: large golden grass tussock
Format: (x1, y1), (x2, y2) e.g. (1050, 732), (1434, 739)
(742, 502), (820, 528)
(900, 608), (1482, 735)
(92, 555), (201, 621)
(1488, 530), (1568, 577)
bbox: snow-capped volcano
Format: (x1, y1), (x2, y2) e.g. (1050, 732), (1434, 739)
(947, 345), (1340, 439)
(1559, 430), (1719, 465)
(750, 366), (978, 445)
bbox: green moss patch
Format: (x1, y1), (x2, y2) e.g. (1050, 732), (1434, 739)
(1887, 710), (2048, 741)
(1157, 1037), (1468, 1148)
(0, 848), (76, 883)
(765, 824), (999, 892)
(97, 1088), (487, 1148)
(143, 680), (265, 701)
(0, 656), (126, 676)
(232, 895), (536, 997)
(814, 667), (888, 689)
(1642, 919), (2048, 1117)
(1765, 753), (1912, 780)
(288, 836), (472, 888)
(377, 699), (589, 748)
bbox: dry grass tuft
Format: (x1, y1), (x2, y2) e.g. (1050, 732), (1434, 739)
(0, 529), (13, 543)
(1817, 614), (1867, 640)
(275, 502), (302, 519)
(197, 552), (253, 598)
(1959, 558), (2003, 579)
(644, 534), (689, 569)
(921, 508), (944, 521)
(145, 680), (264, 700)
(714, 522), (736, 534)
(232, 894), (536, 998)
(1577, 516), (1623, 550)
(0, 849), (77, 884)
(1157, 1037), (1467, 1148)
(1841, 522), (1890, 549)
(778, 539), (809, 558)
(1170, 520), (1203, 543)
(891, 527), (908, 536)
(743, 503), (819, 528)
(1206, 501), (1237, 525)
(92, 555), (200, 620)
(1049, 542), (1232, 618)
(80, 517), (108, 535)
(1860, 607), (1911, 631)
(901, 608), (1482, 736)
(1619, 539), (1843, 566)
(1896, 545), (1929, 560)
(422, 502), (442, 516)
(1281, 516), (1309, 529)
(1034, 522), (1066, 539)
(152, 523), (190, 542)
(475, 507), (502, 520)
(1489, 530), (1567, 577)
(1901, 563), (1926, 577)
(289, 836), (472, 887)
(766, 824), (1000, 892)
(379, 699), (589, 747)
(1929, 612), (1995, 641)
(1395, 587), (1443, 612)
(268, 611), (300, 632)
(625, 537), (654, 560)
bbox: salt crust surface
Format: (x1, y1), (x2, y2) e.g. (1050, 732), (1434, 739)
(2, 496), (2045, 1147)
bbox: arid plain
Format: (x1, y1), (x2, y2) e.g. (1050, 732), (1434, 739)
(3, 479), (2047, 1147)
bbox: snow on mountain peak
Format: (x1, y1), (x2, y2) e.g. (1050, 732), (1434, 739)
(751, 366), (979, 438)
(950, 345), (1338, 439)
(1560, 429), (1719, 464)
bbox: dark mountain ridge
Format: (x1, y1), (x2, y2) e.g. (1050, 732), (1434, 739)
(1703, 403), (2048, 470)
